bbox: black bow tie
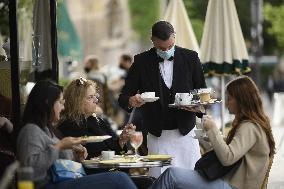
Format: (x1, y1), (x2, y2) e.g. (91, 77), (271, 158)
(157, 56), (174, 62)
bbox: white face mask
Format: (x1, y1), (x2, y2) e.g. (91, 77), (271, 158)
(156, 45), (175, 60)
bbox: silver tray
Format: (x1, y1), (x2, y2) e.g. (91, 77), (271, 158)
(169, 99), (221, 108)
(83, 160), (171, 169)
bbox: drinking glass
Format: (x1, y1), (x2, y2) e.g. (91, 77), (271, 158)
(130, 131), (143, 158)
(32, 34), (42, 68)
(17, 167), (34, 189)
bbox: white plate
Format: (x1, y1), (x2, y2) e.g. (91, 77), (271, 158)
(81, 135), (112, 143)
(142, 154), (172, 161)
(142, 97), (159, 103)
(199, 99), (219, 105)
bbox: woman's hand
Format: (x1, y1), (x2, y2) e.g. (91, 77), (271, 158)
(73, 145), (88, 161)
(119, 123), (136, 147)
(202, 115), (217, 131)
(54, 137), (83, 151)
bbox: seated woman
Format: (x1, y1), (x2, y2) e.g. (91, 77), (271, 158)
(57, 77), (135, 159)
(149, 76), (275, 189)
(17, 80), (137, 189)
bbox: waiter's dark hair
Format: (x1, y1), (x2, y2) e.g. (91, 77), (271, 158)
(151, 21), (175, 41)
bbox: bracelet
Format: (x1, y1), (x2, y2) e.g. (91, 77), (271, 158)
(127, 105), (133, 110)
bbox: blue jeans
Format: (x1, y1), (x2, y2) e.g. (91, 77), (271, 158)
(149, 167), (235, 189)
(45, 172), (137, 189)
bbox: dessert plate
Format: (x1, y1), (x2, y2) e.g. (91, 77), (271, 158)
(81, 135), (112, 143)
(142, 154), (172, 161)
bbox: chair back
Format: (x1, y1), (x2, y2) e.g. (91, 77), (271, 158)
(0, 62), (12, 99)
(260, 155), (274, 189)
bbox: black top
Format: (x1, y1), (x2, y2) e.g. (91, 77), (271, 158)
(118, 46), (206, 137)
(57, 116), (125, 159)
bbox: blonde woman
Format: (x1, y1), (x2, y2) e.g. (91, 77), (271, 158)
(58, 78), (135, 159)
(150, 76), (275, 189)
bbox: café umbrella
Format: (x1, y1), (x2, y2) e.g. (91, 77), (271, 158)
(163, 0), (199, 53)
(200, 0), (251, 132)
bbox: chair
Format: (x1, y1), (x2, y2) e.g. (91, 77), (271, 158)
(130, 175), (156, 189)
(0, 62), (12, 99)
(261, 155), (274, 189)
(0, 159), (19, 189)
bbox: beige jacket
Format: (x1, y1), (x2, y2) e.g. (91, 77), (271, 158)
(207, 121), (270, 189)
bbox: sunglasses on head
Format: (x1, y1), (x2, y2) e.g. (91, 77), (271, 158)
(76, 77), (87, 85)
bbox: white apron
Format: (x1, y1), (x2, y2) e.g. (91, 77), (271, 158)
(147, 128), (201, 178)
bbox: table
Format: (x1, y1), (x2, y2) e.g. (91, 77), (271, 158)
(82, 159), (171, 169)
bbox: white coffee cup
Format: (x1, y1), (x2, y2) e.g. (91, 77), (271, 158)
(101, 151), (115, 160)
(141, 92), (155, 98)
(175, 93), (193, 105)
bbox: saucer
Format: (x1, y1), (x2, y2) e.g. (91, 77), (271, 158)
(141, 97), (159, 103)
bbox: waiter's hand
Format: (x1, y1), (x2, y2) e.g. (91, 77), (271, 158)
(181, 105), (205, 113)
(129, 94), (145, 108)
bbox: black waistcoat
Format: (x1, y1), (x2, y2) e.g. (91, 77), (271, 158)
(160, 75), (177, 130)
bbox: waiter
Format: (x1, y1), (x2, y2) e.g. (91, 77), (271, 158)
(118, 21), (206, 177)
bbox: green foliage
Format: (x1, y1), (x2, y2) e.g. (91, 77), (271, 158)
(0, 0), (33, 40)
(234, 1), (251, 42)
(183, 0), (207, 43)
(128, 0), (160, 41)
(0, 0), (9, 39)
(59, 78), (70, 89)
(264, 3), (284, 53)
(183, 0), (251, 46)
(18, 0), (33, 11)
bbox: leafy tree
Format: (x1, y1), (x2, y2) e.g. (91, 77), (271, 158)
(0, 0), (33, 40)
(264, 2), (284, 53)
(128, 0), (160, 42)
(183, 0), (207, 43)
(0, 0), (9, 39)
(183, 0), (251, 46)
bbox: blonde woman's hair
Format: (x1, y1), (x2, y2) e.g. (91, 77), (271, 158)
(60, 78), (96, 125)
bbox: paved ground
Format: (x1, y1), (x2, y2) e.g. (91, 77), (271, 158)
(263, 93), (284, 188)
(268, 125), (284, 188)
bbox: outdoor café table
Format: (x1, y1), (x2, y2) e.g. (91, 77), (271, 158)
(82, 155), (172, 170)
(82, 159), (171, 169)
(82, 156), (171, 189)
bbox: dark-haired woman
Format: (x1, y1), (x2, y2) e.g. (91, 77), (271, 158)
(149, 76), (275, 189)
(17, 80), (137, 189)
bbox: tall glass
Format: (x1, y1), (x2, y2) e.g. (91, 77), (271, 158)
(32, 34), (42, 68)
(130, 131), (143, 158)
(17, 167), (34, 189)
